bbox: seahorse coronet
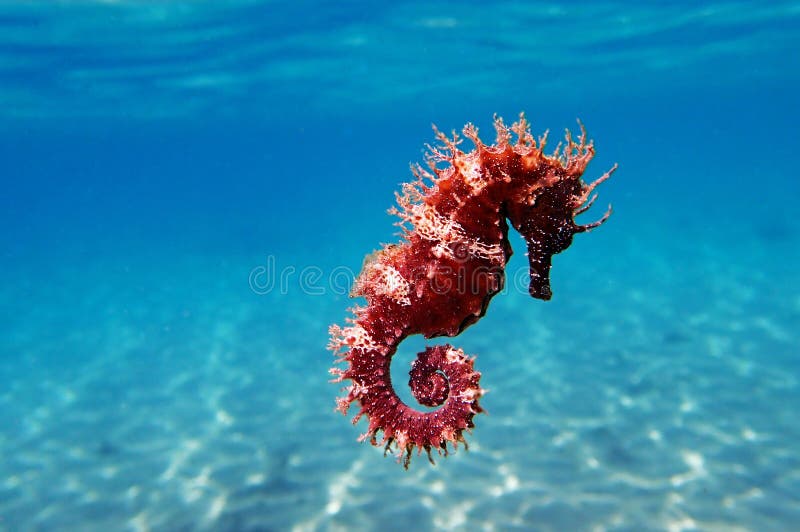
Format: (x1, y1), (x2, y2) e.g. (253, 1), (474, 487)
(329, 114), (614, 468)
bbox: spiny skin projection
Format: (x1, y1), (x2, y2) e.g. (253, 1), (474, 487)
(329, 114), (615, 468)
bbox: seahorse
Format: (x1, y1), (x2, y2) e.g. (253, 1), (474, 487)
(329, 114), (615, 468)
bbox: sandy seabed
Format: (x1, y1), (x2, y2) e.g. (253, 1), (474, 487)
(1, 218), (798, 531)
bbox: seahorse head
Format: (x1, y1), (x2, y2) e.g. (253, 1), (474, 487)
(498, 124), (615, 301)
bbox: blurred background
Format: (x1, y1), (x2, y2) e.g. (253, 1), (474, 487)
(1, 1), (798, 530)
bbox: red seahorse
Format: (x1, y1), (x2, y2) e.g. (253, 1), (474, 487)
(329, 114), (615, 468)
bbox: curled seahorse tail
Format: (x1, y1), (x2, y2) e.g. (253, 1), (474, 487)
(330, 323), (484, 468)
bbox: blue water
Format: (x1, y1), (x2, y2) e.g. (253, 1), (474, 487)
(2, 2), (799, 530)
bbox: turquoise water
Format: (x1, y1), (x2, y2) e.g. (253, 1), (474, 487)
(2, 2), (799, 530)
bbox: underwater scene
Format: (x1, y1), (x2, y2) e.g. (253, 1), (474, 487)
(1, 1), (799, 530)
